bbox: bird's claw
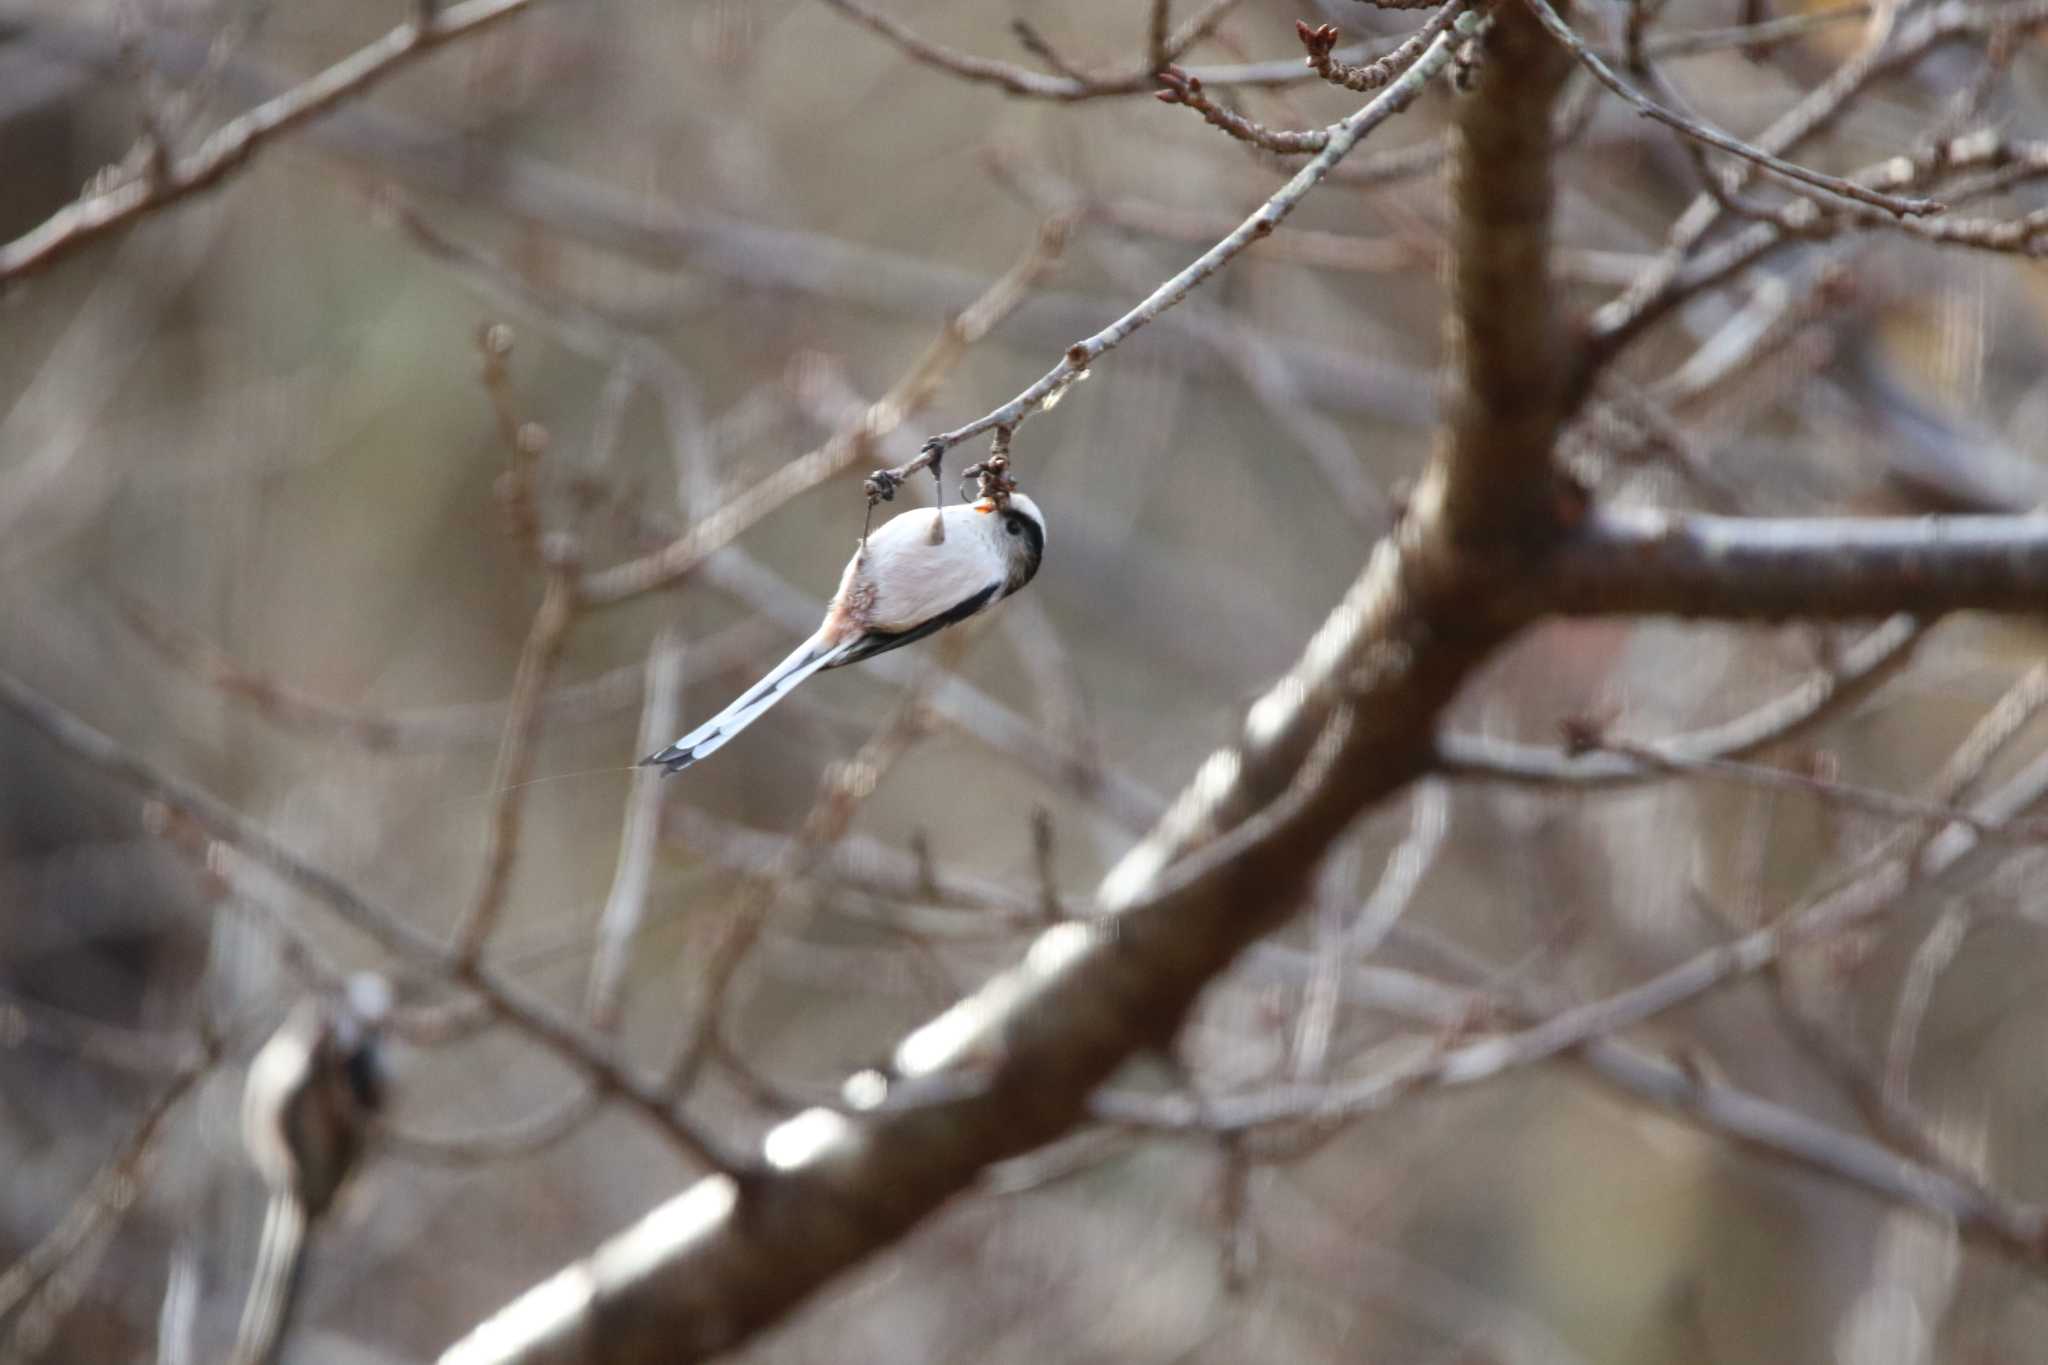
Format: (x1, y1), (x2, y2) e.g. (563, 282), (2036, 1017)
(863, 469), (902, 505)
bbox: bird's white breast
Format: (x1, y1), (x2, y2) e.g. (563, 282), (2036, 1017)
(848, 503), (1008, 634)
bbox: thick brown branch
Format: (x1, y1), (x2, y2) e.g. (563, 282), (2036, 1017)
(1549, 510), (2048, 620)
(1414, 0), (1576, 549)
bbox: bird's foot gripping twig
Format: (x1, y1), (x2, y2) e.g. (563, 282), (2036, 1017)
(960, 427), (1020, 509)
(864, 438), (947, 544)
(863, 430), (1024, 539)
(864, 437), (946, 509)
(960, 454), (1019, 509)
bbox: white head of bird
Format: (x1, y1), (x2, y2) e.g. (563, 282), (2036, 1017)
(642, 493), (1045, 773)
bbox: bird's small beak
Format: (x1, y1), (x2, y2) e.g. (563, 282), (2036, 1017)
(973, 499), (996, 513)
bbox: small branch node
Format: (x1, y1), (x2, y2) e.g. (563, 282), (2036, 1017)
(1155, 64), (1331, 153)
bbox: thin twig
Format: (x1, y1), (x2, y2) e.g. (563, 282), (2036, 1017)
(1153, 66), (1332, 153)
(1585, 8), (2048, 368)
(1349, 780), (1452, 959)
(0, 665), (737, 1172)
(1573, 740), (2048, 845)
(0, 0), (535, 284)
(0, 989), (198, 1075)
(584, 628), (686, 1029)
(814, 0), (1291, 101)
(578, 218), (1070, 607)
(912, 11), (1484, 470)
(383, 1087), (606, 1165)
(812, 0), (1862, 97)
(1286, 839), (1369, 1085)
(1438, 737), (2048, 1133)
(663, 648), (956, 1101)
(452, 556), (581, 966)
(1297, 4), (1470, 93)
(20, 10), (1436, 427)
(477, 325), (547, 561)
(1879, 664), (2048, 1107)
(668, 806), (1077, 926)
(1108, 957), (2048, 1263)
(1608, 2), (1872, 59)
(118, 596), (775, 752)
(1440, 616), (1924, 785)
(0, 1040), (216, 1322)
(1519, 0), (1940, 218)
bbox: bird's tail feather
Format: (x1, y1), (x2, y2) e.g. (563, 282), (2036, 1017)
(232, 1195), (308, 1365)
(642, 631), (846, 773)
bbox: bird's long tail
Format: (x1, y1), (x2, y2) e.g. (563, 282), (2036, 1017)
(232, 1195), (308, 1365)
(641, 630), (848, 773)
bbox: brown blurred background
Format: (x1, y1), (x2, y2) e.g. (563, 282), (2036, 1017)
(4, 0), (2048, 1360)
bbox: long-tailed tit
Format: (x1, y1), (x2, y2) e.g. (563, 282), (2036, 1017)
(234, 975), (389, 1365)
(643, 493), (1046, 773)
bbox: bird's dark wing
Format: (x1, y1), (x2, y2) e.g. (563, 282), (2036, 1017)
(827, 581), (1000, 668)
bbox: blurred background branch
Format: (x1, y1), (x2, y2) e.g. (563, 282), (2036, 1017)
(7, 1), (2048, 1363)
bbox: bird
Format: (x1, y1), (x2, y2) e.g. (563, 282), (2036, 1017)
(235, 975), (389, 1365)
(643, 492), (1045, 773)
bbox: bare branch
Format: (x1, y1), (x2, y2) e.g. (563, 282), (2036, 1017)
(453, 556), (580, 966)
(915, 11), (1481, 468)
(661, 647), (954, 1103)
(1153, 66), (1332, 154)
(813, 0), (1861, 98)
(1148, 0), (1174, 71)
(383, 1088), (605, 1166)
(1880, 664), (2048, 1107)
(577, 218), (1069, 607)
(118, 599), (776, 752)
(1610, 3), (1872, 59)
(1297, 5), (1471, 93)
(1550, 509), (2048, 620)
(583, 629), (685, 1030)
(0, 1043), (216, 1322)
(667, 806), (1074, 929)
(1411, 0), (1576, 547)
(0, 988), (200, 1075)
(0, 0), (534, 285)
(18, 10), (1438, 428)
(1437, 615), (1926, 785)
(0, 666), (737, 1173)
(815, 0), (1288, 101)
(1586, 6), (2048, 370)
(1520, 0), (1939, 218)
(1231, 928), (2048, 1267)
(1568, 1039), (2046, 1262)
